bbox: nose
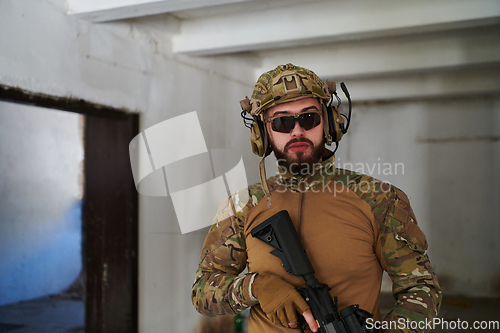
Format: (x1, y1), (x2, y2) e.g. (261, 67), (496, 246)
(289, 119), (306, 137)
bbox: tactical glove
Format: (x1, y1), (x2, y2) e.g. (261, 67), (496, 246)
(253, 273), (310, 327)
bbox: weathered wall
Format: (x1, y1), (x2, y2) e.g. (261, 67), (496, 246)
(0, 0), (257, 331)
(1, 0), (499, 332)
(335, 97), (500, 297)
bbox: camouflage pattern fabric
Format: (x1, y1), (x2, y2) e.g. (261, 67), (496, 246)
(191, 154), (442, 332)
(248, 63), (331, 117)
(333, 169), (442, 331)
(191, 186), (264, 314)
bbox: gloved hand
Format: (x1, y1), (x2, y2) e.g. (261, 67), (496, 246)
(253, 273), (310, 328)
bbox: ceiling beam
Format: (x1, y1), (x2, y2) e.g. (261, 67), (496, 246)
(345, 66), (500, 102)
(66, 0), (254, 23)
(255, 27), (500, 81)
(172, 0), (500, 55)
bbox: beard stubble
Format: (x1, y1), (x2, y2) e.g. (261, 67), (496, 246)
(271, 137), (325, 176)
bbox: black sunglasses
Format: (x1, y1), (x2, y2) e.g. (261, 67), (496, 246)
(265, 110), (322, 133)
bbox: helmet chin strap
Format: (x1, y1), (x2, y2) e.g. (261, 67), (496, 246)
(259, 153), (272, 208)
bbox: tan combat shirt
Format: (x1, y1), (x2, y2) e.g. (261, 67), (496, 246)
(191, 154), (441, 333)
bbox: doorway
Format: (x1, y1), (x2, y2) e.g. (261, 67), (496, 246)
(0, 85), (139, 333)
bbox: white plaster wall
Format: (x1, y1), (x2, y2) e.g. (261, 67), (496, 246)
(0, 0), (153, 112)
(0, 101), (83, 306)
(137, 49), (259, 333)
(337, 97), (500, 297)
(0, 1), (258, 331)
(2, 0), (499, 331)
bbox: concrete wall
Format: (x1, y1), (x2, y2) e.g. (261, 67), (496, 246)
(0, 0), (257, 331)
(1, 0), (499, 332)
(336, 97), (500, 297)
(0, 101), (83, 306)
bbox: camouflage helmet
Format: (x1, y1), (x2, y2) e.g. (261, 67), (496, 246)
(240, 63), (334, 117)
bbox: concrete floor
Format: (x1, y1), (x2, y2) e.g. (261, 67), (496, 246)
(0, 294), (84, 333)
(0, 293), (498, 332)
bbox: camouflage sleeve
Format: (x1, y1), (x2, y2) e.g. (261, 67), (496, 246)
(191, 192), (259, 316)
(377, 186), (442, 333)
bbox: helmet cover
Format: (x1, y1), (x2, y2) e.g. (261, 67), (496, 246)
(248, 63), (332, 117)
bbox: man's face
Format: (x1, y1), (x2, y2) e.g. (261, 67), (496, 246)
(264, 98), (325, 175)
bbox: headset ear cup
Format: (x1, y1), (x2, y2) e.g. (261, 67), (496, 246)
(323, 104), (344, 143)
(333, 107), (344, 142)
(322, 104), (332, 145)
(327, 106), (337, 142)
(250, 119), (269, 157)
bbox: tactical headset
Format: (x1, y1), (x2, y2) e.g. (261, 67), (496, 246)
(241, 81), (352, 158)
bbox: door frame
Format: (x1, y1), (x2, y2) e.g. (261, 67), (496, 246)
(0, 85), (139, 333)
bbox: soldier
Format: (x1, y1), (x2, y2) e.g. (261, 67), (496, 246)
(191, 64), (441, 332)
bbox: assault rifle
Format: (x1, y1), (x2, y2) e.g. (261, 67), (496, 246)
(251, 210), (376, 333)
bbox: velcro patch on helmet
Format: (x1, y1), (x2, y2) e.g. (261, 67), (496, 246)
(282, 74), (300, 93)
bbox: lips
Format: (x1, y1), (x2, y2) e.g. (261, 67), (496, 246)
(286, 141), (311, 153)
